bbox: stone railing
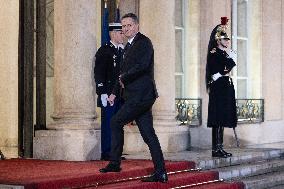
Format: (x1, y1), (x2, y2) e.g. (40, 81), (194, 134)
(175, 98), (264, 126)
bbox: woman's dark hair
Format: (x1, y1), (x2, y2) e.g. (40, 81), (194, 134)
(205, 24), (220, 92)
(121, 13), (139, 24)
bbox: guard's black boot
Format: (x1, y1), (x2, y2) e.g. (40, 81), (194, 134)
(212, 146), (228, 158)
(212, 127), (228, 158)
(212, 127), (217, 154)
(218, 127), (232, 157)
(220, 149), (232, 157)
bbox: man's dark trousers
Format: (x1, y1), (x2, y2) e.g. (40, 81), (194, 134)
(109, 98), (165, 174)
(101, 100), (121, 159)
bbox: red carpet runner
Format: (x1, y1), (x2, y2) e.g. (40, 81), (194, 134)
(0, 159), (244, 189)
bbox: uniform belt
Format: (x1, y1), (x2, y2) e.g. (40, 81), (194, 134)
(210, 75), (233, 85)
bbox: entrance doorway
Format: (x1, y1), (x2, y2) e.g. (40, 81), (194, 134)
(18, 0), (47, 158)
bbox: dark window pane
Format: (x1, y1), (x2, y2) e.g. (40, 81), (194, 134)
(175, 75), (183, 98)
(175, 0), (183, 27)
(237, 79), (247, 98)
(175, 30), (183, 72)
(237, 39), (247, 77)
(237, 0), (247, 37)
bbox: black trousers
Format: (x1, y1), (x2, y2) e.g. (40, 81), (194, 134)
(109, 98), (166, 173)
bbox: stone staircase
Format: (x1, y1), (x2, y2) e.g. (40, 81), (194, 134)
(197, 148), (284, 189)
(126, 143), (284, 189)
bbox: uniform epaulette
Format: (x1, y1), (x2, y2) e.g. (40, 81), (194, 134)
(210, 48), (216, 53)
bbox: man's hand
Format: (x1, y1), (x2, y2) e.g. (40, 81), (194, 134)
(101, 94), (108, 107)
(108, 94), (116, 106)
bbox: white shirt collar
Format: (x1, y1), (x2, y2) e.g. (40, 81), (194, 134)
(111, 41), (124, 49)
(110, 40), (118, 48)
(118, 44), (124, 49)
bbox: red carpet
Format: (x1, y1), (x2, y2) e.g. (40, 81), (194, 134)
(0, 159), (244, 189)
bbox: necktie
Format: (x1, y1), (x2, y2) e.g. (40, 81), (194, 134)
(123, 42), (130, 60)
(117, 47), (122, 55)
(117, 47), (122, 60)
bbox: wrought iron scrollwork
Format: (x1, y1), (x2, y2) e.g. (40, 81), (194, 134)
(175, 98), (264, 126)
(175, 98), (202, 126)
(236, 99), (264, 124)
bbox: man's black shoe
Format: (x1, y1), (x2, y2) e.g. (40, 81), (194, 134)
(141, 172), (168, 183)
(99, 162), (121, 173)
(101, 156), (126, 161)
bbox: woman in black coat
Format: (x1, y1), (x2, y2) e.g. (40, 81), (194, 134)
(206, 17), (237, 158)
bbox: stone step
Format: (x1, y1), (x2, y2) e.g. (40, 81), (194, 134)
(125, 144), (284, 188)
(0, 185), (24, 189)
(241, 170), (284, 189)
(267, 184), (284, 189)
(214, 158), (284, 180)
(196, 148), (284, 170)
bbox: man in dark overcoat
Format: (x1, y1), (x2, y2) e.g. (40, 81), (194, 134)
(99, 13), (168, 183)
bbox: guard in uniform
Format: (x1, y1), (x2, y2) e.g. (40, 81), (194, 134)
(94, 23), (124, 160)
(206, 17), (237, 158)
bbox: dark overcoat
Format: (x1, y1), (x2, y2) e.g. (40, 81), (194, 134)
(207, 47), (237, 128)
(113, 32), (158, 103)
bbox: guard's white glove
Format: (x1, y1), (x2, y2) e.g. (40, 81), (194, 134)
(212, 72), (222, 81)
(101, 94), (108, 107)
(227, 49), (237, 62)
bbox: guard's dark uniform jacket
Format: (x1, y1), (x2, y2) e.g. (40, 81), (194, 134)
(94, 42), (122, 107)
(207, 47), (237, 128)
(94, 42), (123, 160)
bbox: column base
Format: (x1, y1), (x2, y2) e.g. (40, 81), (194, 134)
(0, 146), (18, 159)
(48, 113), (99, 130)
(123, 121), (189, 153)
(33, 129), (101, 161)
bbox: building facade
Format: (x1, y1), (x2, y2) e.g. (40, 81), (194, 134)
(0, 0), (284, 160)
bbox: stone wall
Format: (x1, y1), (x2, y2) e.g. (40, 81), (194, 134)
(0, 0), (19, 157)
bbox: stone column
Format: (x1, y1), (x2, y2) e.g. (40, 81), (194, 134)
(34, 0), (100, 161)
(0, 0), (19, 158)
(123, 0), (189, 153)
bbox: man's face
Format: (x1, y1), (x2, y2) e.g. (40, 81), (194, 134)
(121, 17), (139, 39)
(114, 31), (124, 44)
(111, 31), (124, 44)
(219, 38), (230, 48)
